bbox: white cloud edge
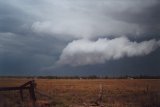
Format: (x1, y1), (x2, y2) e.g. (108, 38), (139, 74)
(57, 37), (160, 66)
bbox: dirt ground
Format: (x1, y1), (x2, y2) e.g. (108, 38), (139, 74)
(0, 78), (160, 107)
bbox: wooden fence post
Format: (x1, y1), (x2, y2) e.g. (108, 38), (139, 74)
(20, 89), (24, 101)
(29, 81), (36, 107)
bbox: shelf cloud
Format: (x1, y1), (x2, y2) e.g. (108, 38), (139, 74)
(57, 37), (160, 66)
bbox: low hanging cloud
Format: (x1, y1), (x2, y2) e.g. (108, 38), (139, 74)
(57, 37), (160, 66)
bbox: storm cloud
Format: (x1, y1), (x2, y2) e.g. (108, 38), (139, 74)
(0, 0), (160, 75)
(57, 37), (160, 66)
(31, 0), (160, 39)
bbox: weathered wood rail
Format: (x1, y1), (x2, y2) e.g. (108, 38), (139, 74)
(0, 80), (36, 107)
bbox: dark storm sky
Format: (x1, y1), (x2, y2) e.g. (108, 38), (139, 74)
(0, 0), (160, 76)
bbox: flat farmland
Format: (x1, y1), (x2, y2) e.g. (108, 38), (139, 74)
(0, 78), (160, 107)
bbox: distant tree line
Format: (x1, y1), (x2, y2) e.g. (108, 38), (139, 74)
(0, 75), (160, 79)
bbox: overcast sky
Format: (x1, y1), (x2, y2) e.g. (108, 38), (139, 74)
(0, 0), (160, 76)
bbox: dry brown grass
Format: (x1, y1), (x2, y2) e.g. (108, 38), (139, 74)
(0, 78), (160, 107)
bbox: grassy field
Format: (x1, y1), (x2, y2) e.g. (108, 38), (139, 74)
(0, 78), (160, 107)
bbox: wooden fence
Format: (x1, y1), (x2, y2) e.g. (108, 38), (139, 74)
(0, 80), (36, 107)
